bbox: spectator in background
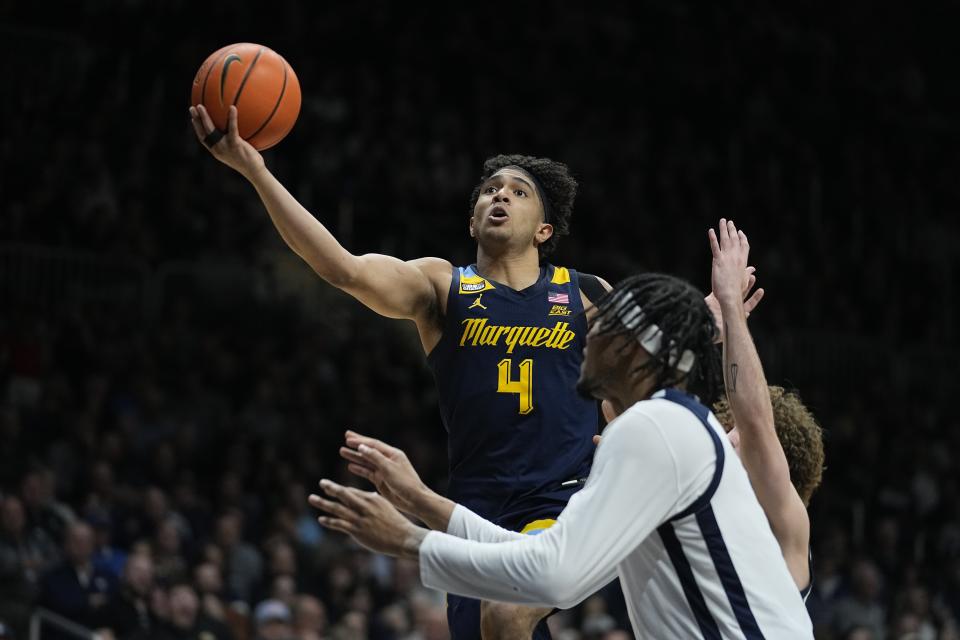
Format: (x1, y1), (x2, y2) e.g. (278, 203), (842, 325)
(153, 516), (189, 584)
(286, 483), (324, 548)
(834, 559), (888, 639)
(87, 508), (126, 581)
(150, 583), (233, 640)
(253, 599), (294, 640)
(21, 468), (75, 544)
(100, 552), (155, 639)
(0, 494), (59, 636)
(329, 610), (366, 640)
(193, 561), (230, 623)
(214, 509), (263, 605)
(40, 520), (118, 629)
(142, 487), (193, 547)
(293, 595), (328, 640)
(254, 539), (300, 604)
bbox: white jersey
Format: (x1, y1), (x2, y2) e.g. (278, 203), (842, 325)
(420, 388), (813, 639)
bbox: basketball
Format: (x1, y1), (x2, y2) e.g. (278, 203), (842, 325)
(191, 43), (301, 151)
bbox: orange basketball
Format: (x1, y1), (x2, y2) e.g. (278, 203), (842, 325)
(191, 43), (301, 151)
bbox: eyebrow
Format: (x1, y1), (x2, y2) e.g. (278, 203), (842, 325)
(484, 174), (536, 192)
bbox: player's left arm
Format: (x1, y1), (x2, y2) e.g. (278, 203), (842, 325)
(339, 431), (527, 542)
(710, 220), (809, 557)
(312, 413), (680, 608)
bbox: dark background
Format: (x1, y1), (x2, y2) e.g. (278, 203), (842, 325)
(2, 2), (958, 639)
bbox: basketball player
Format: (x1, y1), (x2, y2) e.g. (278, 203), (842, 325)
(309, 271), (814, 638)
(707, 219), (824, 598)
(595, 219), (825, 596)
(189, 103), (617, 639)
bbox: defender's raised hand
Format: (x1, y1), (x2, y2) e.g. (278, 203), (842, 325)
(189, 105), (265, 179)
(309, 479), (427, 558)
(708, 218), (765, 321)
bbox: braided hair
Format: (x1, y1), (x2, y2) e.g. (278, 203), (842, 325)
(591, 273), (721, 402)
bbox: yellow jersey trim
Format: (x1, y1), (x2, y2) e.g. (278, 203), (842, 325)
(550, 266), (571, 285)
(520, 518), (558, 535)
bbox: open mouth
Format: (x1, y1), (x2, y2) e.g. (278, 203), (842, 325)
(489, 206), (509, 221)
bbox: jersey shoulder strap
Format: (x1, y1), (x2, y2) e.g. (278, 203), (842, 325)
(578, 272), (606, 305)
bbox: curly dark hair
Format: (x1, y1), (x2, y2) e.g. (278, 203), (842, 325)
(713, 386), (825, 505)
(588, 273), (722, 402)
(468, 154), (577, 258)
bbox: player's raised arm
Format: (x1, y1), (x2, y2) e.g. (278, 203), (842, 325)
(189, 105), (449, 331)
(709, 219), (809, 578)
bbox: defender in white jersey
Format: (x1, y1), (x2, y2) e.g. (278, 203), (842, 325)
(311, 271), (813, 639)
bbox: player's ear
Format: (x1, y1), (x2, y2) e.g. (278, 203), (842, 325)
(534, 223), (553, 245)
(469, 215), (476, 238)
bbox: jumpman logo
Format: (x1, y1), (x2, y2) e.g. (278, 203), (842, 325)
(469, 294), (488, 310)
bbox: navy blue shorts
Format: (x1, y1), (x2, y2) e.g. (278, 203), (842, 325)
(445, 499), (569, 640)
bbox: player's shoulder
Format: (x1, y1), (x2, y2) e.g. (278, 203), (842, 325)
(407, 257), (454, 288)
(408, 256), (453, 274)
(620, 396), (717, 450)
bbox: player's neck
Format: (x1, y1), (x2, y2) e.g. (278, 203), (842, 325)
(475, 249), (542, 290)
(608, 375), (659, 413)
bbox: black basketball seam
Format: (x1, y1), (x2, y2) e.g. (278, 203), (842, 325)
(200, 48), (232, 107)
(246, 57), (289, 143)
(231, 47), (264, 107)
(218, 54), (242, 106)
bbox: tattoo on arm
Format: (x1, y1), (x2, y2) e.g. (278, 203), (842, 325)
(724, 324), (739, 393)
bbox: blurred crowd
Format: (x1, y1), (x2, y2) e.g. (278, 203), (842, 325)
(3, 1), (960, 638)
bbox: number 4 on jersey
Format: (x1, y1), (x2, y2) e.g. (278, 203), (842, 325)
(497, 358), (533, 415)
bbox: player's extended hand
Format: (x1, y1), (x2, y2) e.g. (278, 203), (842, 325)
(707, 219), (765, 336)
(189, 104), (265, 179)
(340, 431), (432, 517)
(308, 479), (426, 558)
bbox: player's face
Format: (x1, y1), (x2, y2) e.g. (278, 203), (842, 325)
(577, 318), (651, 401)
(470, 168), (553, 252)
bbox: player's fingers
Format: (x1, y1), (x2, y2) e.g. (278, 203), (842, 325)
(345, 431), (402, 457)
(318, 479), (367, 512)
(347, 463), (377, 482)
(739, 230), (749, 251)
(744, 274), (756, 295)
(601, 399), (618, 422)
(196, 105), (217, 134)
(339, 446), (367, 465)
(227, 105), (239, 138)
(744, 288), (765, 315)
(357, 444), (395, 470)
(592, 435), (602, 446)
(189, 108), (208, 141)
(708, 228), (721, 257)
(717, 218), (728, 245)
(317, 516), (356, 536)
(727, 219), (738, 247)
(308, 494), (356, 521)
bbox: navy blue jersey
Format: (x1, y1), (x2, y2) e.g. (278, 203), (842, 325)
(427, 264), (598, 522)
